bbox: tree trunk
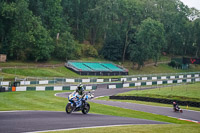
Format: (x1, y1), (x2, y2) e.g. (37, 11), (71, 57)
(122, 18), (132, 64)
(195, 46), (199, 58)
(137, 64), (141, 70)
(154, 61), (158, 66)
(132, 62), (135, 70)
(90, 28), (96, 45)
(122, 30), (129, 64)
(154, 55), (158, 66)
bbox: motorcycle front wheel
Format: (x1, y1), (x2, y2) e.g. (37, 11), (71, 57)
(82, 102), (90, 114)
(66, 103), (75, 114)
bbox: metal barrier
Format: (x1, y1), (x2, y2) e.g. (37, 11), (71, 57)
(0, 72), (200, 86)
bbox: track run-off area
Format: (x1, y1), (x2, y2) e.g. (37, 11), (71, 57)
(0, 86), (200, 133)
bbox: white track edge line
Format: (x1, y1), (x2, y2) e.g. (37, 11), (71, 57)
(25, 124), (162, 133)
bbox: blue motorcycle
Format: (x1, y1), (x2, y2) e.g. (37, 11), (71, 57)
(66, 91), (94, 114)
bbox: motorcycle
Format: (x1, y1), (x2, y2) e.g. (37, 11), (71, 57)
(66, 91), (94, 114)
(173, 105), (183, 113)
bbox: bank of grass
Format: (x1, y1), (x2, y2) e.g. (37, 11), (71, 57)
(1, 67), (123, 81)
(1, 66), (79, 78)
(47, 124), (200, 133)
(1, 58), (200, 81)
(127, 64), (200, 75)
(0, 91), (192, 124)
(0, 60), (63, 67)
(117, 83), (200, 102)
(2, 64), (200, 81)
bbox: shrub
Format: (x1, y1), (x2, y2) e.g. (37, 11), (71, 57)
(81, 44), (98, 57)
(168, 60), (176, 68)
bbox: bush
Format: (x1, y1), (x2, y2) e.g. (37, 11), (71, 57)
(168, 60), (176, 68)
(81, 44), (98, 57)
(168, 60), (182, 69)
(176, 63), (182, 69)
(54, 32), (81, 60)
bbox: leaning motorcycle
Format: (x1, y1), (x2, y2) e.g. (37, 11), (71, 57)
(173, 106), (183, 113)
(66, 91), (94, 114)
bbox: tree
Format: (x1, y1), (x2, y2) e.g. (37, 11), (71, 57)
(155, 0), (190, 55)
(193, 18), (200, 57)
(54, 32), (78, 60)
(1, 0), (53, 61)
(101, 30), (123, 61)
(149, 20), (166, 66)
(61, 0), (92, 42)
(129, 18), (166, 69)
(29, 0), (64, 38)
(0, 0), (13, 54)
(1, 0), (199, 62)
(118, 0), (143, 64)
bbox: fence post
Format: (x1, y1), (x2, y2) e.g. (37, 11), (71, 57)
(15, 66), (16, 75)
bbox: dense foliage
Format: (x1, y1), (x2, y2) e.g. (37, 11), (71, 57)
(0, 0), (200, 68)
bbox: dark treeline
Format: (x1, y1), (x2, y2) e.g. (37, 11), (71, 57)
(0, 0), (200, 69)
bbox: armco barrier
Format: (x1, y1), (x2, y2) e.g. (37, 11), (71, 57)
(107, 78), (200, 89)
(1, 72), (200, 86)
(8, 85), (97, 92)
(109, 96), (200, 108)
(0, 81), (9, 86)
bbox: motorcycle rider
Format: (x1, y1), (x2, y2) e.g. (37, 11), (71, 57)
(76, 83), (85, 96)
(173, 101), (180, 111)
(75, 83), (85, 98)
(74, 83), (85, 107)
(66, 83), (91, 114)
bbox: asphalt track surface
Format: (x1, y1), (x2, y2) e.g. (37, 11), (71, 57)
(91, 100), (200, 122)
(0, 111), (166, 133)
(0, 87), (168, 133)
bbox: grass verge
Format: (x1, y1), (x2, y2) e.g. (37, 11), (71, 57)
(0, 91), (69, 111)
(46, 124), (200, 133)
(117, 83), (200, 102)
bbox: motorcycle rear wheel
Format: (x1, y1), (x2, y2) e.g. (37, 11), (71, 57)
(82, 102), (90, 114)
(66, 103), (75, 114)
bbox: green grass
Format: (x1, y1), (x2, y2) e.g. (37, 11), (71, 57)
(0, 91), (69, 111)
(127, 63), (200, 75)
(117, 83), (200, 102)
(97, 96), (200, 111)
(1, 64), (200, 81)
(2, 66), (79, 78)
(47, 124), (200, 133)
(0, 91), (192, 124)
(0, 60), (63, 67)
(1, 67), (123, 80)
(1, 57), (200, 81)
